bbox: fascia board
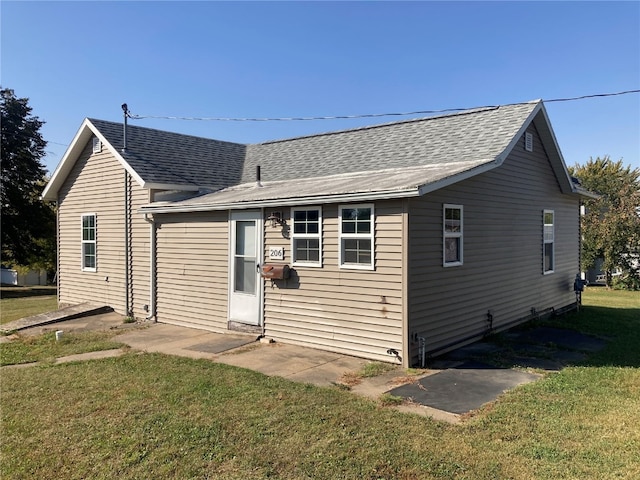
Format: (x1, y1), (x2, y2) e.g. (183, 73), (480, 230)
(143, 182), (200, 191)
(42, 118), (93, 201)
(41, 118), (146, 200)
(533, 104), (576, 194)
(94, 126), (146, 188)
(139, 188), (420, 214)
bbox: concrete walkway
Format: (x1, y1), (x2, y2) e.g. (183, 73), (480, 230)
(2, 310), (606, 424)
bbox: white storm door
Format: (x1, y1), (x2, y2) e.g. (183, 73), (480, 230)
(229, 211), (262, 325)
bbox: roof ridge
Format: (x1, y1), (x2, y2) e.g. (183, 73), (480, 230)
(87, 118), (246, 147)
(252, 101), (540, 146)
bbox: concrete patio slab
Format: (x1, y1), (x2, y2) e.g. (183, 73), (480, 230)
(389, 362), (540, 415)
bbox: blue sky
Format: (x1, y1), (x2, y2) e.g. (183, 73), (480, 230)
(2, 1), (639, 175)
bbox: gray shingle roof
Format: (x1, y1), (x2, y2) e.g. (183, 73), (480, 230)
(89, 119), (246, 189)
(90, 102), (539, 193)
(82, 102), (549, 210)
(241, 102), (539, 184)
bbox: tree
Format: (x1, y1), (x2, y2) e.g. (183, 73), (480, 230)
(569, 157), (640, 289)
(1, 88), (56, 272)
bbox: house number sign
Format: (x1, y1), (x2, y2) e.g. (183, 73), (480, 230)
(269, 247), (284, 260)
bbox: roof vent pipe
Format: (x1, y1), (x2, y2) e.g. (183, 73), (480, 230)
(256, 165), (262, 187)
(121, 103), (129, 153)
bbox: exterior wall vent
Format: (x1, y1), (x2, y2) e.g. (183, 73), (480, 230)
(525, 132), (533, 152)
(92, 137), (102, 154)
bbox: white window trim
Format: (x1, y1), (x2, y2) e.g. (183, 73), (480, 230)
(81, 213), (97, 272)
(339, 203), (375, 270)
(543, 209), (555, 274)
(291, 206), (322, 267)
(443, 204), (463, 267)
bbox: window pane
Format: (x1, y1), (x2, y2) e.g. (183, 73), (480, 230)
(544, 243), (554, 271)
(445, 208), (460, 221)
(343, 239), (371, 265)
(82, 215), (96, 240)
(293, 223), (307, 234)
(356, 221), (371, 234)
(83, 243), (95, 269)
(356, 208), (371, 220)
(294, 239), (320, 263)
(307, 222), (319, 234)
(294, 211), (307, 222)
(295, 239), (309, 261)
(342, 221), (356, 234)
(342, 208), (356, 220)
(544, 212), (554, 225)
(445, 208), (461, 233)
(445, 238), (460, 263)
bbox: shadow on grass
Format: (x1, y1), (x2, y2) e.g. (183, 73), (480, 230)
(0, 286), (57, 299)
(434, 303), (640, 372)
(557, 305), (640, 368)
(491, 304), (640, 369)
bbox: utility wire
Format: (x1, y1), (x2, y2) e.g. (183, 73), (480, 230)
(127, 89), (639, 123)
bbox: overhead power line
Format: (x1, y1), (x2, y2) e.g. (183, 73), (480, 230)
(127, 89), (639, 123)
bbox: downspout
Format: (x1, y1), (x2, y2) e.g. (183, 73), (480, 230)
(124, 170), (132, 317)
(56, 199), (60, 306)
(144, 213), (156, 321)
(122, 104), (132, 317)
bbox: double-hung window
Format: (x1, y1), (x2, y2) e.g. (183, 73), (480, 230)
(443, 204), (463, 267)
(81, 214), (97, 271)
(543, 210), (554, 273)
(339, 204), (374, 270)
(291, 207), (322, 267)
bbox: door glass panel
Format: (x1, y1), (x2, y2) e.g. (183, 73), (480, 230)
(235, 257), (256, 293)
(234, 220), (257, 294)
(236, 221), (256, 256)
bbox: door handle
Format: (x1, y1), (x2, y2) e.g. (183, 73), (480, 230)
(256, 264), (261, 273)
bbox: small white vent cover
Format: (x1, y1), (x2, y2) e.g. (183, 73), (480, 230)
(92, 137), (102, 154)
(525, 132), (533, 152)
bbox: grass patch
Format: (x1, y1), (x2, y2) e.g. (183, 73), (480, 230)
(378, 393), (405, 406)
(0, 286), (58, 324)
(360, 361), (398, 378)
(339, 361), (399, 387)
(1, 289), (639, 479)
(0, 330), (125, 366)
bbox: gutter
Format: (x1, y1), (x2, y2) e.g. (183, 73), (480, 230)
(138, 188), (421, 215)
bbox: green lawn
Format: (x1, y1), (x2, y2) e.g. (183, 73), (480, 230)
(1, 288), (639, 479)
(0, 286), (58, 324)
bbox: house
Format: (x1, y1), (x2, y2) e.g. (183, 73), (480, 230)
(42, 100), (591, 367)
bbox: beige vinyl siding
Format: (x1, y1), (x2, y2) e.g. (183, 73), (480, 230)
(129, 183), (151, 319)
(154, 211), (229, 332)
(263, 201), (405, 363)
(408, 124), (579, 358)
(57, 139), (150, 318)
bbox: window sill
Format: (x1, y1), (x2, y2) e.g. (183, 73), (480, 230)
(339, 264), (375, 271)
(443, 262), (463, 268)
